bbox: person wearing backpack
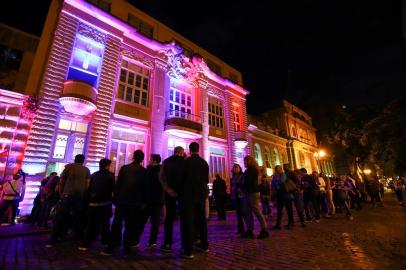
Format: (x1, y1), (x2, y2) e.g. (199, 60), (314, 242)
(0, 169), (26, 225)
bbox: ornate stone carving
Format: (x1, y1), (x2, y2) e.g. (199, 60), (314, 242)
(207, 86), (225, 100)
(77, 22), (107, 44)
(121, 48), (154, 68)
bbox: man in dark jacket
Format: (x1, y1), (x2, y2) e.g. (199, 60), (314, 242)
(135, 154), (163, 247)
(180, 142), (209, 259)
(101, 150), (146, 256)
(159, 146), (185, 253)
(300, 168), (321, 222)
(213, 174), (227, 221)
(79, 158), (115, 251)
(46, 154), (90, 247)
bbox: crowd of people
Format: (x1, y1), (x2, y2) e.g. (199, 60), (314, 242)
(0, 142), (405, 260)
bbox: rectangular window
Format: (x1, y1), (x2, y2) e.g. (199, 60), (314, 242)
(168, 88), (193, 120)
(209, 154), (227, 180)
(208, 97), (224, 129)
(127, 14), (154, 39)
(117, 60), (150, 107)
(232, 105), (242, 131)
(52, 134), (68, 159)
(72, 136), (86, 158)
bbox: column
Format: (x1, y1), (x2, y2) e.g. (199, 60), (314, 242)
(85, 35), (121, 172)
(23, 13), (78, 175)
(198, 79), (209, 162)
(150, 61), (170, 158)
(224, 92), (237, 170)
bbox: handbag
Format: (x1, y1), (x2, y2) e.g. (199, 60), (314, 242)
(284, 179), (297, 193)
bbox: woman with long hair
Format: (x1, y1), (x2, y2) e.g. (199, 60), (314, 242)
(241, 156), (269, 239)
(230, 164), (245, 234)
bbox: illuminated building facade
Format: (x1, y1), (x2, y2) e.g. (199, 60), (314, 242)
(2, 0), (248, 213)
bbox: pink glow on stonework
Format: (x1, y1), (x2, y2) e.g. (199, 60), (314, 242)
(164, 128), (203, 139)
(59, 97), (97, 116)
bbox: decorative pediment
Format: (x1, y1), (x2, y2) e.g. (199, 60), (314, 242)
(207, 86), (225, 100)
(77, 22), (107, 44)
(158, 41), (209, 83)
(121, 48), (154, 69)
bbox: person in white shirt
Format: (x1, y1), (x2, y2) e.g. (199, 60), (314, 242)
(317, 172), (328, 217)
(0, 169), (26, 225)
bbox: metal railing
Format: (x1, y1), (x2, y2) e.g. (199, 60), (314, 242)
(165, 110), (202, 123)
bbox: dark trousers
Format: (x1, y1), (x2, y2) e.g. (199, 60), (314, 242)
(37, 200), (53, 227)
(304, 191), (320, 220)
(395, 190), (404, 202)
(336, 190), (352, 216)
(180, 200), (208, 253)
(215, 197), (226, 220)
(349, 192), (362, 209)
(260, 195), (272, 217)
(83, 205), (112, 247)
(0, 199), (18, 223)
(108, 204), (141, 251)
(30, 195), (42, 224)
(51, 195), (85, 242)
(370, 191), (382, 205)
(232, 198), (245, 233)
(319, 192), (328, 214)
(136, 204), (162, 244)
(276, 193), (294, 226)
(294, 191), (305, 223)
(163, 195), (178, 245)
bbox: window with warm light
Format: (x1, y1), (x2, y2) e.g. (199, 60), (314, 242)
(168, 88), (193, 119)
(232, 104), (241, 131)
(208, 97), (224, 129)
(117, 60), (150, 107)
(274, 148), (280, 166)
(264, 146), (272, 168)
(254, 143), (263, 166)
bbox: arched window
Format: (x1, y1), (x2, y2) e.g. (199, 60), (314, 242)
(264, 146), (272, 168)
(282, 152), (287, 164)
(254, 143), (263, 166)
(273, 148), (280, 166)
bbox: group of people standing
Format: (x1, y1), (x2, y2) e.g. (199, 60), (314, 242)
(43, 142), (209, 259)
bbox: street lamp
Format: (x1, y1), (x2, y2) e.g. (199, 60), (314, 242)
(314, 149), (326, 173)
(363, 169), (371, 175)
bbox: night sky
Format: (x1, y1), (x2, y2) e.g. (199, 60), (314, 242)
(1, 0), (405, 116)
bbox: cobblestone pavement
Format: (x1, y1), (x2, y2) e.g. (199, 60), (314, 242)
(1, 194), (405, 270)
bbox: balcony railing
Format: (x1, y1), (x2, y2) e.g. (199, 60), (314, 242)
(165, 110), (202, 123)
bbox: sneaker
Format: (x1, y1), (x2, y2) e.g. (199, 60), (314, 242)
(240, 230), (254, 239)
(314, 219), (320, 223)
(100, 247), (113, 256)
(45, 241), (56, 248)
(148, 243), (157, 248)
(257, 230), (269, 239)
(180, 251), (194, 259)
(78, 245), (89, 251)
(272, 225), (281, 230)
(348, 216), (354, 221)
(131, 243), (139, 249)
(305, 219), (312, 223)
(160, 244), (172, 253)
(194, 244), (209, 253)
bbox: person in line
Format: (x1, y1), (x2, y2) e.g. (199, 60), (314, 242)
(271, 165), (295, 230)
(346, 175), (362, 210)
(300, 168), (321, 223)
(379, 181), (385, 198)
(101, 150), (146, 257)
(392, 176), (404, 206)
(325, 174), (336, 216)
(37, 174), (60, 228)
(29, 172), (57, 225)
(230, 164), (245, 234)
(285, 165), (306, 227)
(332, 175), (353, 220)
(136, 154), (164, 247)
(159, 146), (185, 253)
(213, 174), (227, 221)
(241, 156), (269, 239)
(317, 172), (329, 216)
(179, 142), (209, 259)
(365, 175), (383, 207)
(79, 158), (115, 251)
(46, 155), (90, 247)
(0, 169), (26, 225)
(259, 171), (272, 219)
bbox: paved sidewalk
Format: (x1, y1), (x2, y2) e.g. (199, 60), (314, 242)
(0, 194), (405, 270)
